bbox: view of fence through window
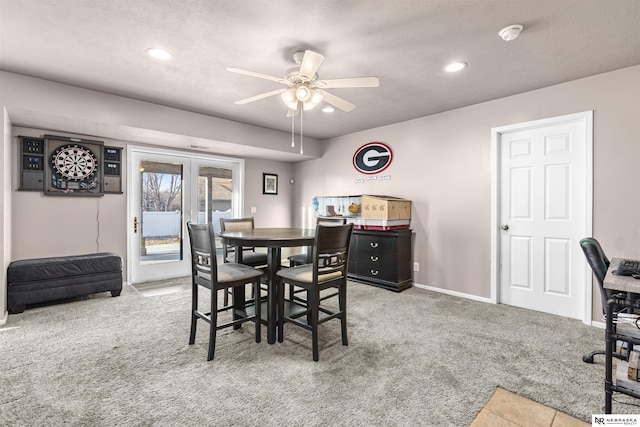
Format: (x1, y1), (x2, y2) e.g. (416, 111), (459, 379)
(140, 161), (183, 264)
(139, 161), (233, 265)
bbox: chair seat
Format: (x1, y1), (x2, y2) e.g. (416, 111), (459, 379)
(225, 252), (268, 267)
(287, 253), (308, 266)
(198, 263), (263, 283)
(276, 264), (342, 284)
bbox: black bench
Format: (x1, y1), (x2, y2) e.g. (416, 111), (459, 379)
(7, 252), (122, 314)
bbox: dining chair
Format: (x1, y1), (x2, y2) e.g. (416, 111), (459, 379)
(186, 221), (262, 361)
(220, 217), (268, 267)
(276, 222), (353, 361)
(287, 217), (348, 304)
(220, 217), (268, 305)
(580, 237), (636, 363)
(287, 217), (348, 267)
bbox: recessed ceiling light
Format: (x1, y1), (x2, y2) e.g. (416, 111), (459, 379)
(146, 48), (173, 61)
(322, 106), (335, 113)
(444, 62), (467, 73)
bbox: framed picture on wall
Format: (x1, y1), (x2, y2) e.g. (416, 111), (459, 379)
(263, 173), (278, 195)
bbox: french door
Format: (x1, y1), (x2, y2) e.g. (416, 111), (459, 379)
(127, 147), (243, 284)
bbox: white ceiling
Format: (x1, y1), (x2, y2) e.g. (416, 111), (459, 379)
(1, 0), (640, 142)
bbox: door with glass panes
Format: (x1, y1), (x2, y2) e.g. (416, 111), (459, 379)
(128, 147), (242, 283)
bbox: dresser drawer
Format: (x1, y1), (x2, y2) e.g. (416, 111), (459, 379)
(355, 234), (396, 253)
(355, 260), (397, 282)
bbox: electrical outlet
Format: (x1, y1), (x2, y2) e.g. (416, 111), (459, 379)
(250, 207), (257, 214)
(413, 262), (419, 272)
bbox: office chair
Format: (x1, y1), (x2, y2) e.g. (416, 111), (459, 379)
(186, 222), (262, 361)
(276, 223), (353, 361)
(580, 237), (635, 363)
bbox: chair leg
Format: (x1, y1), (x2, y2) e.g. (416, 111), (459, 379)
(207, 286), (218, 361)
(254, 279), (261, 343)
(310, 289), (320, 362)
(339, 283), (348, 346)
(189, 283), (198, 345)
(223, 286), (229, 306)
(278, 278), (285, 343)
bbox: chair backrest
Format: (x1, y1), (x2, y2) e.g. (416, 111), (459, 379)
(317, 217), (347, 226)
(187, 221), (219, 285)
(580, 237), (611, 314)
(220, 217), (257, 257)
(220, 217), (256, 232)
(311, 223), (354, 281)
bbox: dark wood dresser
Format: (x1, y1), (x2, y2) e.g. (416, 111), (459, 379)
(347, 228), (412, 292)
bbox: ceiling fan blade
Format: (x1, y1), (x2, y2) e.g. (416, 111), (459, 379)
(235, 88), (286, 105)
(227, 67), (287, 84)
(320, 90), (356, 112)
(298, 50), (325, 81)
(318, 76), (380, 89)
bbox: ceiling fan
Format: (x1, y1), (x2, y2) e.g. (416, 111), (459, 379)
(227, 50), (379, 116)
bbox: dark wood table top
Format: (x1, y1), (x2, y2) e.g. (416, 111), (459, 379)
(219, 227), (315, 247)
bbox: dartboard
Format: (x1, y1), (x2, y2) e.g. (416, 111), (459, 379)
(50, 144), (98, 182)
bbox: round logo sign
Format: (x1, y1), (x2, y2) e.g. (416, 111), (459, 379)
(352, 142), (393, 174)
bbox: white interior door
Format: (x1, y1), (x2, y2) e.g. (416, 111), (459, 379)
(127, 147), (243, 284)
(493, 112), (592, 321)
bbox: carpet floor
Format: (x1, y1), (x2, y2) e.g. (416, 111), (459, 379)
(2, 279), (640, 426)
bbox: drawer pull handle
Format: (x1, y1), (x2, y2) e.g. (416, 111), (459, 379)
(370, 242), (379, 248)
(370, 255), (379, 262)
(370, 269), (379, 276)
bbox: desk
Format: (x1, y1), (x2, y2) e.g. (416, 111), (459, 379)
(604, 258), (640, 413)
(219, 228), (315, 344)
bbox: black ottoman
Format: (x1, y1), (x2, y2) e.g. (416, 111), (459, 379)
(7, 252), (122, 314)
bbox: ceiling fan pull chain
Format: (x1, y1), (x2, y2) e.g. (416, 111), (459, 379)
(291, 113), (295, 148)
(300, 108), (304, 155)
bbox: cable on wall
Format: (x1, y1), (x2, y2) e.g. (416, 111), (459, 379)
(96, 197), (101, 253)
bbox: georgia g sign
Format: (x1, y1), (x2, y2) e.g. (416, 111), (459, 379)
(352, 142), (393, 174)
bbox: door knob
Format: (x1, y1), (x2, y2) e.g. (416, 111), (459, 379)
(500, 224), (509, 231)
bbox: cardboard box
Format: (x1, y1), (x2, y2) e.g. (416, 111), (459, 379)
(361, 195), (411, 219)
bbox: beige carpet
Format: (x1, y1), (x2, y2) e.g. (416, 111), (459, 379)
(2, 279), (637, 425)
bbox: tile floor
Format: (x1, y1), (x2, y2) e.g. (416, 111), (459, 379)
(471, 388), (589, 427)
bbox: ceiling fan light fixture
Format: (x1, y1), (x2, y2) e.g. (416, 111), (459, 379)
(322, 106), (335, 113)
(295, 85), (312, 102)
(281, 88), (298, 109)
(311, 89), (323, 102)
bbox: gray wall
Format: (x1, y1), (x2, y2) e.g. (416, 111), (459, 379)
(0, 72), (306, 323)
(293, 65), (640, 321)
(1, 66), (639, 324)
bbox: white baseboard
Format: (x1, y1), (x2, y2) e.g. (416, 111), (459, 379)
(413, 282), (494, 304)
(0, 310), (7, 326)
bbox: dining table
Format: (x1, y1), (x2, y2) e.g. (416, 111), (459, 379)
(218, 227), (315, 344)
